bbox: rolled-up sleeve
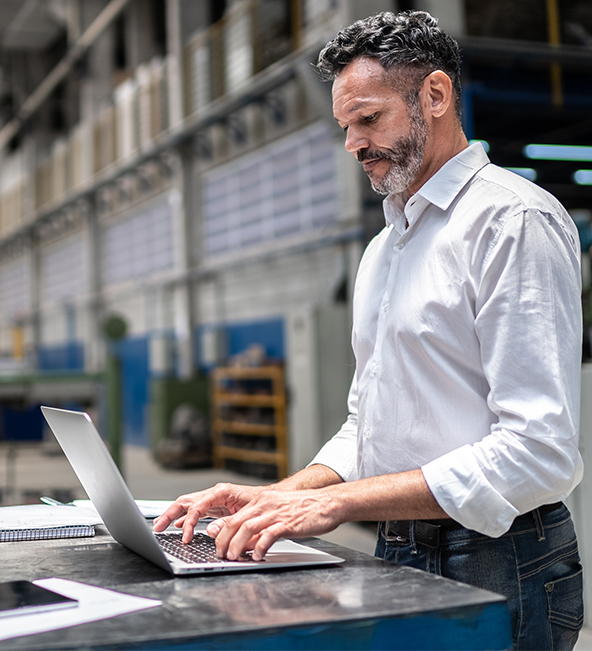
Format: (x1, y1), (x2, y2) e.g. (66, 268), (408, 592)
(422, 207), (584, 537)
(308, 373), (360, 482)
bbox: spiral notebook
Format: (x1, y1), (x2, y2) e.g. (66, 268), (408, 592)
(0, 504), (100, 542)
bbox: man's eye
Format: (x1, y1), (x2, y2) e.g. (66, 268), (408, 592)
(364, 113), (377, 123)
(342, 125), (348, 133)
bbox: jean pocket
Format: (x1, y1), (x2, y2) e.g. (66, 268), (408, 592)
(545, 568), (584, 649)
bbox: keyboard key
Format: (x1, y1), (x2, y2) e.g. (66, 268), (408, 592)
(156, 532), (256, 563)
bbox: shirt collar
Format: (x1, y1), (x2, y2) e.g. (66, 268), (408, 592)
(383, 142), (490, 228)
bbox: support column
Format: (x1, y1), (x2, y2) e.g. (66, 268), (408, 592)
(24, 234), (41, 370)
(169, 148), (195, 378)
(81, 198), (104, 373)
(166, 0), (184, 129)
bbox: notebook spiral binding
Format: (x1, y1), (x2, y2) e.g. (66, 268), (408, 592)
(0, 525), (95, 542)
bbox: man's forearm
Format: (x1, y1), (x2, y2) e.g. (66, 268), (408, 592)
(275, 463), (344, 491)
(324, 468), (448, 523)
(274, 466), (447, 523)
(209, 467), (450, 561)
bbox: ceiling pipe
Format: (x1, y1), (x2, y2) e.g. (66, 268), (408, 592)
(0, 0), (131, 153)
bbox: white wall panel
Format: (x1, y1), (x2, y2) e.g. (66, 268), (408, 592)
(41, 232), (88, 304)
(102, 195), (174, 285)
(198, 245), (346, 325)
(39, 309), (67, 346)
(0, 256), (30, 320)
(203, 122), (338, 257)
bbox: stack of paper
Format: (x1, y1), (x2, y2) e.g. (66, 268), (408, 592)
(0, 504), (102, 542)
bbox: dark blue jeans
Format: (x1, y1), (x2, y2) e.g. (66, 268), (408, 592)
(376, 504), (583, 650)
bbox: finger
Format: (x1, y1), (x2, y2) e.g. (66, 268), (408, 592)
(205, 506), (232, 519)
(154, 503), (196, 531)
(207, 521), (259, 555)
(176, 495), (231, 542)
(154, 485), (241, 536)
(153, 500), (191, 531)
(177, 506), (226, 528)
(251, 523), (285, 561)
(181, 506), (208, 543)
(220, 513), (273, 560)
(212, 511), (244, 558)
(206, 518), (226, 538)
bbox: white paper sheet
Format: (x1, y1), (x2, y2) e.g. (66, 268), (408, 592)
(0, 504), (102, 529)
(0, 578), (162, 642)
(72, 499), (175, 520)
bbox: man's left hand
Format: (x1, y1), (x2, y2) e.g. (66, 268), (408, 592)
(207, 488), (340, 561)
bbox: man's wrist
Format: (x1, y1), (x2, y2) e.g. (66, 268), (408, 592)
(275, 464), (343, 491)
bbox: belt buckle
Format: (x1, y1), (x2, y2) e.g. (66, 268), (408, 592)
(384, 521), (410, 543)
(384, 520), (442, 547)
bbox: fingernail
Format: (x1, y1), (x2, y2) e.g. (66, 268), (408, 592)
(206, 521), (221, 537)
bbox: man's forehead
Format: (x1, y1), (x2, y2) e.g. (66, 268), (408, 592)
(334, 99), (375, 118)
(332, 61), (403, 116)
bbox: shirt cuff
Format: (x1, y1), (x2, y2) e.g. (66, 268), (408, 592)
(422, 444), (519, 537)
(308, 438), (358, 482)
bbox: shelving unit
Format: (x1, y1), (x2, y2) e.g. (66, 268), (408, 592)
(210, 365), (288, 479)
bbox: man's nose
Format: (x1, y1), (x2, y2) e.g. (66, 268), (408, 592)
(344, 127), (370, 154)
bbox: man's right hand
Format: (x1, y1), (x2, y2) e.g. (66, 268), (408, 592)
(152, 483), (264, 543)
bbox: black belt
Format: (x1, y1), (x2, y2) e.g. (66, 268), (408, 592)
(382, 502), (563, 548)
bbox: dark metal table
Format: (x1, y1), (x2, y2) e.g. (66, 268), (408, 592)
(1, 528), (511, 650)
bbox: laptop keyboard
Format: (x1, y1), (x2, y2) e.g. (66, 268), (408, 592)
(156, 532), (257, 564)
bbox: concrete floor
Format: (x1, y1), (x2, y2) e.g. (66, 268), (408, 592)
(1, 440), (591, 649)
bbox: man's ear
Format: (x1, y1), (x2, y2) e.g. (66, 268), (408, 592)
(422, 70), (453, 119)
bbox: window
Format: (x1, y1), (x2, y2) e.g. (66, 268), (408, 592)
(41, 233), (88, 304)
(102, 195), (174, 284)
(203, 122), (338, 256)
(0, 257), (29, 319)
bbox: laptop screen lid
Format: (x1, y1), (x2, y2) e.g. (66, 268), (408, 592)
(41, 406), (344, 575)
(41, 406), (174, 573)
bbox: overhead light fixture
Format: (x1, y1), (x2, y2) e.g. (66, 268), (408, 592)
(505, 167), (538, 182)
(573, 169), (592, 185)
(523, 144), (592, 161)
(469, 139), (490, 153)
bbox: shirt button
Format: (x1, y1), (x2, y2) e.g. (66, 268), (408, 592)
(395, 241), (404, 250)
(364, 427), (370, 439)
(371, 362), (378, 374)
(383, 302), (389, 312)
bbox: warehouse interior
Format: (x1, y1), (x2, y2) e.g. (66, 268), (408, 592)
(2, 0), (592, 645)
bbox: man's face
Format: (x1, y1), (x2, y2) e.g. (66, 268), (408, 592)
(332, 57), (428, 196)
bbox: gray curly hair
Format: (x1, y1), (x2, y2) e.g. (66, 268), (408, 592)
(316, 11), (462, 118)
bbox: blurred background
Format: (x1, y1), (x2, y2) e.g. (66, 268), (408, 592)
(3, 0), (592, 638)
(0, 0), (591, 501)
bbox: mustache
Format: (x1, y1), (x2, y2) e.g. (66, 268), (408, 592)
(357, 149), (394, 163)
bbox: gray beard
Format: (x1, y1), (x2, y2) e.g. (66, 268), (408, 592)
(369, 147), (423, 195)
(365, 103), (428, 196)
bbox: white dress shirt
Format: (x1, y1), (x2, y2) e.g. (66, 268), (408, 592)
(311, 142), (584, 537)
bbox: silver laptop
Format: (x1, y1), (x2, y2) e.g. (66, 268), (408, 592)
(41, 406), (344, 575)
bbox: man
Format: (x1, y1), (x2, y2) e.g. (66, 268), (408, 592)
(155, 11), (584, 649)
